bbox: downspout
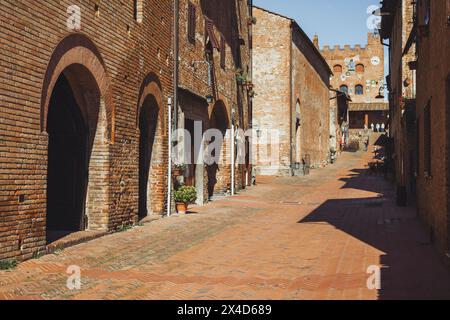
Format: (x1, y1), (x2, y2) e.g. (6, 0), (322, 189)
(174, 0), (180, 130)
(231, 109), (235, 196)
(168, 0), (180, 217)
(289, 21), (294, 176)
(249, 0), (254, 186)
(167, 97), (173, 217)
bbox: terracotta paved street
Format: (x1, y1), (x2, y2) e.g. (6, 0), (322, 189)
(1, 150), (450, 300)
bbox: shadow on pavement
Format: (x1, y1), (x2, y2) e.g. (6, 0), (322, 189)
(298, 168), (450, 300)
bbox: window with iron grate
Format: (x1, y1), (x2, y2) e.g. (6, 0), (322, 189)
(424, 102), (432, 177)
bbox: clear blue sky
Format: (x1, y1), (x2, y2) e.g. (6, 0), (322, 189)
(253, 0), (382, 48)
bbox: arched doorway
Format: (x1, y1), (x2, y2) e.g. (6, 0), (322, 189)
(47, 74), (87, 240)
(46, 64), (103, 243)
(42, 35), (113, 243)
(207, 101), (230, 199)
(138, 95), (159, 220)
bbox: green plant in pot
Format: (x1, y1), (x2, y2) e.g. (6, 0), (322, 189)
(247, 17), (257, 25)
(235, 68), (247, 85)
(174, 186), (197, 214)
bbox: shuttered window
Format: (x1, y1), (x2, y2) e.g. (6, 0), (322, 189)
(220, 35), (226, 69)
(416, 119), (420, 175)
(187, 2), (196, 44)
(134, 0), (143, 23)
(205, 17), (220, 50)
(424, 102), (432, 177)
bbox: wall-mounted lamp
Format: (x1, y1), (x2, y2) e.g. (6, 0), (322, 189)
(206, 94), (213, 104)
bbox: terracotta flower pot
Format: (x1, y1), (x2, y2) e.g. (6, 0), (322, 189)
(176, 202), (188, 214)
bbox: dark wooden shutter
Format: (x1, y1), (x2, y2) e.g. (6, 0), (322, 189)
(205, 17), (220, 49)
(188, 2), (196, 43)
(220, 35), (226, 69)
(424, 102), (432, 176)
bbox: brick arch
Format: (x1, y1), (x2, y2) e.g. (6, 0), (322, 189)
(136, 73), (165, 134)
(136, 73), (166, 216)
(210, 99), (230, 132)
(208, 99), (232, 197)
(41, 33), (115, 142)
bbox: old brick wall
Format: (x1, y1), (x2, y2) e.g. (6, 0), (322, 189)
(252, 8), (292, 175)
(415, 0), (450, 258)
(387, 0), (417, 193)
(291, 28), (331, 167)
(394, 1), (416, 196)
(0, 0), (173, 261)
(252, 7), (331, 175)
(177, 0), (252, 198)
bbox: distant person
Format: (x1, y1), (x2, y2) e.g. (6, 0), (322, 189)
(376, 123), (380, 132)
(381, 123), (386, 132)
(371, 123), (375, 132)
(364, 136), (369, 152)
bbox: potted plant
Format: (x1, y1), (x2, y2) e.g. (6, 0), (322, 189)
(247, 17), (257, 25)
(173, 164), (186, 177)
(174, 185), (197, 214)
(235, 69), (248, 85)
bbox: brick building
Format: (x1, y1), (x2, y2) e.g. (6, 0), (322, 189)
(382, 0), (450, 263)
(380, 0), (417, 206)
(320, 33), (389, 142)
(175, 0), (253, 203)
(0, 0), (174, 262)
(252, 7), (332, 176)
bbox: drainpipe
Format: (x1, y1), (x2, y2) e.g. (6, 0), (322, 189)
(167, 97), (173, 216)
(174, 0), (179, 131)
(168, 0), (180, 217)
(231, 108), (235, 196)
(249, 0), (254, 186)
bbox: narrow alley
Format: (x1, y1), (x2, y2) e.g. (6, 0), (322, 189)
(1, 145), (449, 300)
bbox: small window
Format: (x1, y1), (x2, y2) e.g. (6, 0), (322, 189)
(424, 102), (431, 176)
(187, 1), (196, 44)
(355, 85), (364, 95)
(340, 85), (348, 94)
(416, 119), (420, 175)
(356, 64), (365, 73)
(333, 65), (342, 73)
(134, 0), (143, 23)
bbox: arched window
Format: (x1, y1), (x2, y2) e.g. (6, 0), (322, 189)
(134, 0), (143, 23)
(333, 64), (343, 73)
(340, 85), (348, 94)
(355, 85), (364, 95)
(356, 64), (365, 73)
